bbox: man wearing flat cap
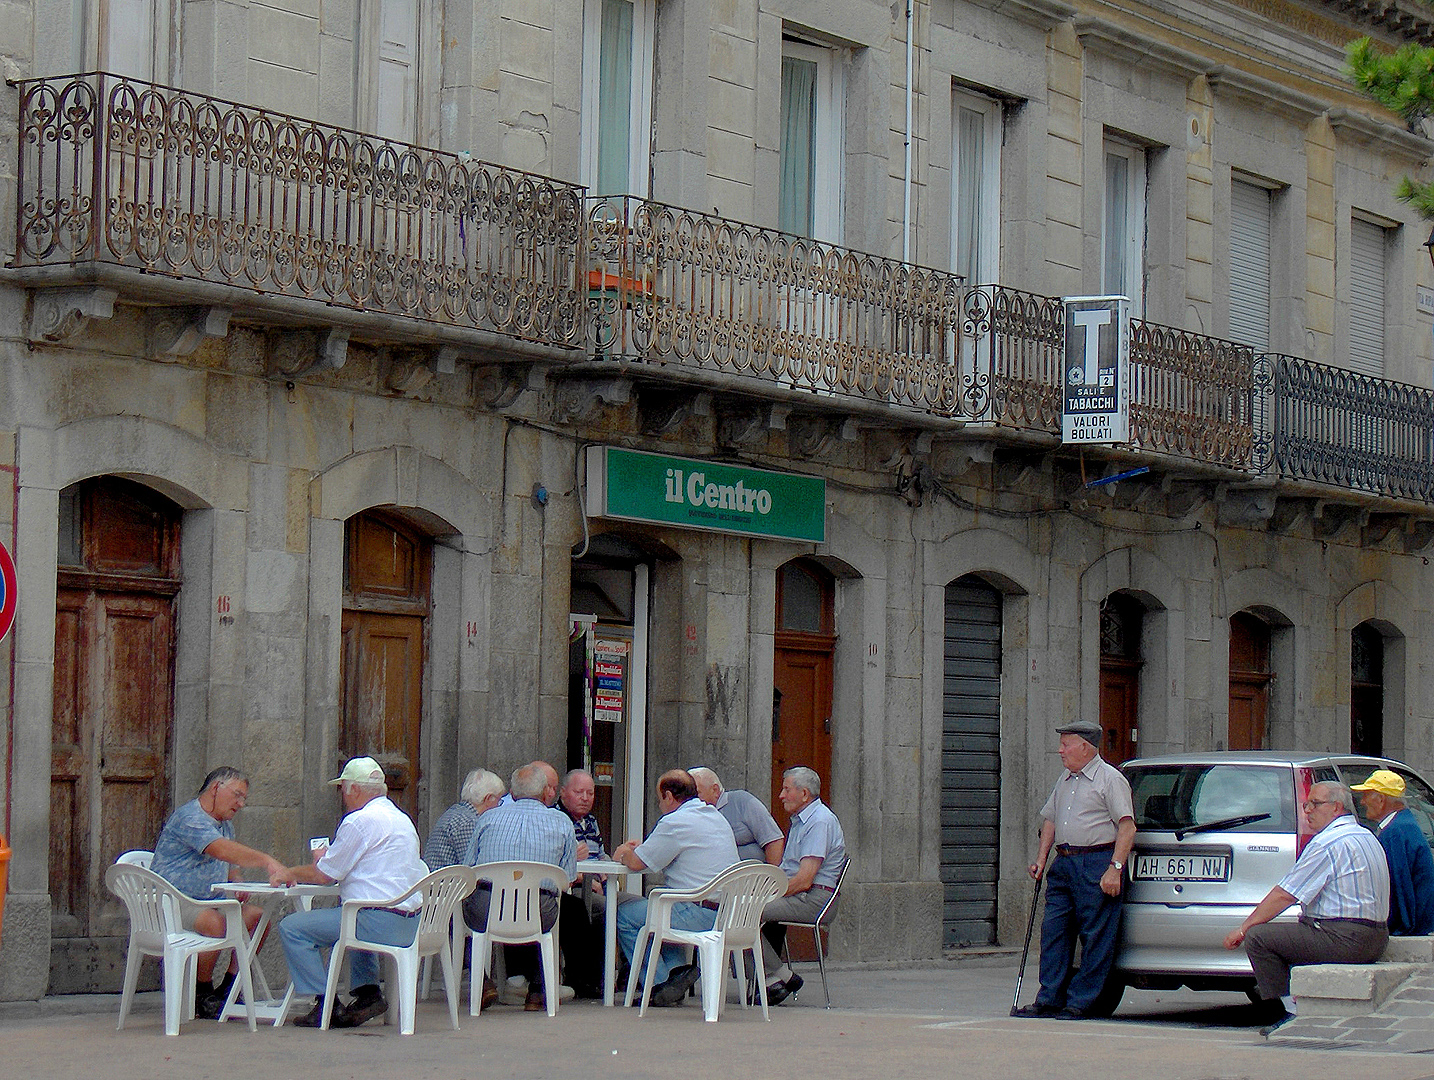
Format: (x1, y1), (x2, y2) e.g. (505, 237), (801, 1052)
(1014, 719), (1135, 1019)
(1352, 769), (1434, 936)
(272, 756), (429, 1029)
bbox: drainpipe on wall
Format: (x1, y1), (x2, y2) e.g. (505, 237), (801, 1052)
(903, 0), (916, 265)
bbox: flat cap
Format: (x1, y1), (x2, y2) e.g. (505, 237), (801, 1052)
(1055, 719), (1102, 745)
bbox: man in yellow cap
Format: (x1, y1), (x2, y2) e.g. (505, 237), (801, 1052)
(1351, 769), (1434, 936)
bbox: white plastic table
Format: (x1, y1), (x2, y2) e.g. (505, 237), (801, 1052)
(576, 859), (645, 1006)
(212, 881), (340, 1025)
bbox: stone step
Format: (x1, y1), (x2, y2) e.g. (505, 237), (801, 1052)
(1291, 962), (1419, 1015)
(1381, 936), (1434, 963)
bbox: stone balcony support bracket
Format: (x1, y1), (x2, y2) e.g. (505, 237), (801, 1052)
(148, 306), (232, 360)
(28, 287), (118, 345)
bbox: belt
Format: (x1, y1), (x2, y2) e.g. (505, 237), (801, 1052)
(1056, 843), (1115, 855)
(810, 884), (836, 892)
(1300, 915), (1386, 930)
(699, 900), (720, 911)
(374, 906), (420, 917)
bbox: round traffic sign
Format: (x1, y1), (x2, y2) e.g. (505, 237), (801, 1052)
(0, 538), (16, 643)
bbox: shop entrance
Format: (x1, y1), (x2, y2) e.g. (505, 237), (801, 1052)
(569, 537), (651, 848)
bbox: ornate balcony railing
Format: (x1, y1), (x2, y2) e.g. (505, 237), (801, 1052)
(1129, 320), (1255, 469)
(586, 196), (987, 416)
(13, 73), (587, 349)
(1260, 354), (1434, 503)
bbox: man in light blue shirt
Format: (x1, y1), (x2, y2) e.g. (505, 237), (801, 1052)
(759, 766), (846, 1005)
(463, 762), (584, 1011)
(1224, 781), (1390, 1033)
(614, 769), (740, 1005)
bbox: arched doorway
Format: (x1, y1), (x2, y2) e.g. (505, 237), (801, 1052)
(339, 510), (432, 820)
(50, 477), (181, 991)
(771, 558), (835, 831)
(1099, 592), (1143, 765)
(941, 574), (1002, 947)
(1351, 621), (1384, 756)
(1228, 611), (1273, 750)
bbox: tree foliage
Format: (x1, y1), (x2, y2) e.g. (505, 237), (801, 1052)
(1346, 37), (1434, 217)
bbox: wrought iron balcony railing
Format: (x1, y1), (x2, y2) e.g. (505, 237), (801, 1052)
(1258, 354), (1434, 504)
(13, 73), (587, 349)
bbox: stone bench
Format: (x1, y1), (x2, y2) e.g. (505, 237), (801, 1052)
(1288, 936), (1434, 1016)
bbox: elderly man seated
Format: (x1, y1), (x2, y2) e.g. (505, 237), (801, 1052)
(614, 769), (739, 1006)
(423, 768), (505, 870)
(760, 766), (846, 1006)
(150, 765), (286, 1019)
(273, 757), (429, 1029)
(690, 766), (784, 865)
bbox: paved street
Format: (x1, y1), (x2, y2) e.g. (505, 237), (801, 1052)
(6, 955), (1434, 1080)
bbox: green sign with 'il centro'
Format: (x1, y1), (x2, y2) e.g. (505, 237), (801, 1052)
(584, 446), (826, 543)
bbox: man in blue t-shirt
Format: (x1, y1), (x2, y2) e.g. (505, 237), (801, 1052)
(151, 766), (285, 1017)
(1353, 769), (1434, 936)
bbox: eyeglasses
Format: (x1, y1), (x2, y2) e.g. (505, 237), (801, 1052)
(1301, 799), (1334, 811)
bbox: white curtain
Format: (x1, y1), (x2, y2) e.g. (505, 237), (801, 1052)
(779, 55), (817, 237)
(955, 106), (984, 282)
(596, 0), (635, 196)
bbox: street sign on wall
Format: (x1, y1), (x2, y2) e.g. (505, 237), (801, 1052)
(584, 446), (826, 543)
(1062, 295), (1130, 445)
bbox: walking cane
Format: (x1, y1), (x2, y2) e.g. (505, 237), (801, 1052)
(1010, 871), (1044, 1015)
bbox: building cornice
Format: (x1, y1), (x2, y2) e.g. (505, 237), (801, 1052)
(1207, 63), (1330, 120)
(1326, 105), (1434, 161)
(965, 0), (1079, 31)
(1073, 14), (1214, 77)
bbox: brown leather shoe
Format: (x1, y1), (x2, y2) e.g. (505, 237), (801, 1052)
(480, 976), (499, 1012)
(524, 988), (547, 1012)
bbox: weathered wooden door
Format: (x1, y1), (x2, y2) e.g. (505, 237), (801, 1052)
(1098, 594), (1143, 765)
(50, 479), (179, 992)
(340, 511), (430, 819)
(1351, 622), (1384, 757)
(1228, 612), (1272, 750)
(770, 560), (835, 832)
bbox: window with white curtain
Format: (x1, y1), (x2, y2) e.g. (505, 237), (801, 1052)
(1102, 140), (1146, 314)
(1348, 216), (1388, 378)
(779, 39), (843, 243)
(1229, 177), (1273, 351)
(581, 0), (655, 196)
(952, 89), (1001, 285)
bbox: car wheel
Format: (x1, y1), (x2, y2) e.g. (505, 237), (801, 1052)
(1086, 972), (1125, 1018)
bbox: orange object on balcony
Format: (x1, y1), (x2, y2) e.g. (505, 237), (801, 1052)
(587, 269), (654, 294)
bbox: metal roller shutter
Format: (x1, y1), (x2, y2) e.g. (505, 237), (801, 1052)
(1229, 180), (1271, 351)
(1349, 217), (1386, 378)
(941, 577), (1002, 947)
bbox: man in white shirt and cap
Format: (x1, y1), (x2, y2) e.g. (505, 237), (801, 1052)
(272, 756), (429, 1029)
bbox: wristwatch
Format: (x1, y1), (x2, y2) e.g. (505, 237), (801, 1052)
(1110, 859), (1124, 871)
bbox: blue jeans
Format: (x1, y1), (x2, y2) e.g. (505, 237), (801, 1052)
(1034, 849), (1123, 1012)
(278, 906), (419, 997)
(616, 898), (716, 986)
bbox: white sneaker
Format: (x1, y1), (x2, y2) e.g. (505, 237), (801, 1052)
(500, 975), (529, 1006)
(558, 985), (576, 1003)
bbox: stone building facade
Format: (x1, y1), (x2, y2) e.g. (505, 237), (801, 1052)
(2, 0), (1434, 997)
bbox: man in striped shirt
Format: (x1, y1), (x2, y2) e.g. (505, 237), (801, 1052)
(1224, 781), (1390, 1034)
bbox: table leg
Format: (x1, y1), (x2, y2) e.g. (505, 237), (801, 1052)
(219, 894), (281, 1024)
(603, 877), (621, 1006)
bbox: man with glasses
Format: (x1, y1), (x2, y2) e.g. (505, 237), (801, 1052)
(151, 766), (286, 1019)
(1223, 781), (1390, 1035)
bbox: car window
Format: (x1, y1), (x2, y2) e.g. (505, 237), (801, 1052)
(1125, 764), (1295, 833)
(1391, 767), (1434, 849)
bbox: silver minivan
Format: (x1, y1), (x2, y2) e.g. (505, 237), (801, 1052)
(1093, 751), (1434, 1015)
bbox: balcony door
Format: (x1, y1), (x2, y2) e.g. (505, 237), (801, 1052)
(581, 0), (655, 196)
(1351, 622), (1384, 756)
(339, 511), (430, 820)
(779, 39), (843, 244)
(50, 478), (180, 992)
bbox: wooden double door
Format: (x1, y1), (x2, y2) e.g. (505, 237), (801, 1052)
(50, 479), (179, 992)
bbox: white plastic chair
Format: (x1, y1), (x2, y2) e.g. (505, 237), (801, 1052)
(116, 849), (154, 869)
(623, 861), (786, 1022)
(105, 861), (258, 1036)
(317, 863), (478, 1034)
(776, 857), (849, 1007)
(466, 861), (568, 1018)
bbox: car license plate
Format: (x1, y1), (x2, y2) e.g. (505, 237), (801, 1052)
(1133, 853), (1230, 882)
